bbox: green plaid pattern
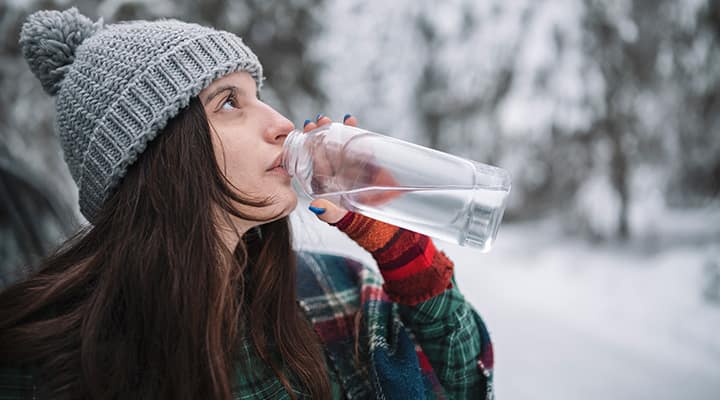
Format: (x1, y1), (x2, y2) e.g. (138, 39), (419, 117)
(398, 275), (493, 399)
(0, 251), (493, 399)
(0, 368), (36, 400)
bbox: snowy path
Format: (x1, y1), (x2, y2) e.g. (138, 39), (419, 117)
(291, 207), (720, 400)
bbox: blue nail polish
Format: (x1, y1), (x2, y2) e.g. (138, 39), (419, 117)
(304, 119), (312, 127)
(343, 113), (352, 122)
(308, 206), (326, 215)
(315, 113), (324, 122)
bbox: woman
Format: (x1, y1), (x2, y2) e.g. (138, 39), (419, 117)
(0, 8), (493, 400)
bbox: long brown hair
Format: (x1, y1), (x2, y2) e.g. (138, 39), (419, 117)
(0, 97), (331, 399)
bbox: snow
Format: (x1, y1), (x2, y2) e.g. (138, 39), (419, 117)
(497, 0), (600, 137)
(291, 198), (720, 400)
(450, 218), (720, 400)
(573, 172), (623, 239)
(308, 1), (422, 141)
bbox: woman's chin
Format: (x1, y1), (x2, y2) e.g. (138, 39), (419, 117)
(265, 192), (298, 221)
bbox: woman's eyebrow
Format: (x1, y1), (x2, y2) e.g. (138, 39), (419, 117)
(203, 85), (247, 105)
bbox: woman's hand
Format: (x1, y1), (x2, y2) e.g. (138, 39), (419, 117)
(302, 114), (403, 223)
(302, 114), (357, 224)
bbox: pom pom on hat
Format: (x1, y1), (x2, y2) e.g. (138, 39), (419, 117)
(19, 7), (103, 95)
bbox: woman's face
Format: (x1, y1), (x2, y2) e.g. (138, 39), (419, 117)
(199, 71), (297, 231)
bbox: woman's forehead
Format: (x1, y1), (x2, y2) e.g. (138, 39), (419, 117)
(206, 71), (255, 91)
(200, 71), (257, 104)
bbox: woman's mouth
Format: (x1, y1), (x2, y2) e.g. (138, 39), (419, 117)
(268, 165), (290, 178)
(267, 153), (290, 177)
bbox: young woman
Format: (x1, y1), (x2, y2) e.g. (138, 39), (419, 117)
(0, 8), (494, 400)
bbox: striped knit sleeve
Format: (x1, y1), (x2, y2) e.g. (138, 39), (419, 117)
(330, 211), (453, 305)
(330, 211), (494, 398)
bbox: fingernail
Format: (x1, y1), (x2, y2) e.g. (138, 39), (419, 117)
(343, 113), (352, 122)
(315, 113), (324, 122)
(308, 206), (326, 215)
(304, 119), (312, 127)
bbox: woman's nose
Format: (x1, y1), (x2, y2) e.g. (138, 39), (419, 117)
(265, 109), (294, 144)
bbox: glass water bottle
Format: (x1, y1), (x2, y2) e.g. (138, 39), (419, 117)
(282, 123), (511, 252)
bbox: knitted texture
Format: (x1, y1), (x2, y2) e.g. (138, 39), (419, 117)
(19, 8), (263, 221)
(331, 211), (455, 306)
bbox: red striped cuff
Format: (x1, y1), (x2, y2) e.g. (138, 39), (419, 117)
(331, 211), (454, 305)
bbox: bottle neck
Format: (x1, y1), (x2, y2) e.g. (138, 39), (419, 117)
(281, 129), (306, 177)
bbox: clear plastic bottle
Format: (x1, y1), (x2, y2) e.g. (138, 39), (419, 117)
(282, 123), (511, 252)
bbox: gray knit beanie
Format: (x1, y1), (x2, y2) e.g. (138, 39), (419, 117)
(19, 7), (264, 222)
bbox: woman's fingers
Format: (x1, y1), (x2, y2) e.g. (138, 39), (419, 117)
(316, 114), (332, 127)
(308, 198), (348, 224)
(301, 113), (359, 193)
(303, 113), (357, 133)
(303, 118), (317, 133)
(343, 114), (358, 127)
(302, 113), (359, 224)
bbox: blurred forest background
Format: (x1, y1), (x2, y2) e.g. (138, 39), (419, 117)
(1, 0), (719, 399)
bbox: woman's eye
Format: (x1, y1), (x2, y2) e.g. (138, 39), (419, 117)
(221, 96), (238, 111)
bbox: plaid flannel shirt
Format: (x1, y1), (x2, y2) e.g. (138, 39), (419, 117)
(0, 251), (494, 399)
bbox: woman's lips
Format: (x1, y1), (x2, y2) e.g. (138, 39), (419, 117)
(267, 153), (284, 171)
(267, 165), (290, 177)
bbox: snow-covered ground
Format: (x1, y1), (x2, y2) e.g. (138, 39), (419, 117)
(291, 202), (720, 400)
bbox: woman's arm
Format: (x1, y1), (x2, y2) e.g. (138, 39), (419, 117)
(325, 210), (494, 399)
(304, 115), (493, 398)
